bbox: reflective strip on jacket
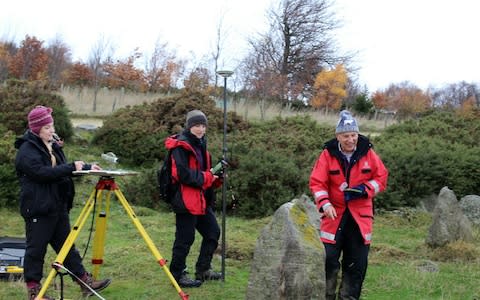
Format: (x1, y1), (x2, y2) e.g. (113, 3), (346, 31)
(309, 135), (388, 245)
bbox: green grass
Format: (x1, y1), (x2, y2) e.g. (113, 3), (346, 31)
(2, 152), (479, 300)
(0, 180), (270, 300)
(2, 201), (479, 299)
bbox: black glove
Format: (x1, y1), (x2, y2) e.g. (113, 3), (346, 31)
(344, 184), (367, 202)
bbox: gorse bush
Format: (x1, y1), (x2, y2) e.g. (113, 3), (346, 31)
(2, 81), (479, 217)
(100, 107), (480, 217)
(0, 81), (73, 208)
(228, 116), (332, 217)
(119, 115), (332, 218)
(0, 79), (73, 139)
(0, 129), (18, 207)
(91, 90), (247, 166)
(374, 110), (480, 209)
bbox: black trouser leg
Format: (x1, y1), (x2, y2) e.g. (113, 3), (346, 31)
(170, 213), (196, 279)
(24, 217), (51, 283)
(324, 243), (341, 300)
(338, 211), (370, 300)
(195, 207), (220, 273)
(324, 209), (370, 300)
(50, 213), (86, 279)
(24, 214), (86, 283)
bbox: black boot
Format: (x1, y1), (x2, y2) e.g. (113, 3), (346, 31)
(195, 269), (222, 281)
(177, 271), (202, 288)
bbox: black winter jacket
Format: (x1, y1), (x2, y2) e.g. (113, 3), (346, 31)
(14, 130), (76, 218)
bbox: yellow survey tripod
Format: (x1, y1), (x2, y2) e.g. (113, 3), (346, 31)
(36, 170), (189, 300)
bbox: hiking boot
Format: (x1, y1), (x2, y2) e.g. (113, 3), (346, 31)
(177, 272), (202, 288)
(27, 284), (54, 300)
(78, 272), (111, 297)
(195, 269), (222, 281)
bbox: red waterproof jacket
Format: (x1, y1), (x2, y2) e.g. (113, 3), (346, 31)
(309, 135), (388, 245)
(165, 133), (220, 215)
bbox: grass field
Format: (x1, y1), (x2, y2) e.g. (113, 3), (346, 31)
(1, 198), (479, 299)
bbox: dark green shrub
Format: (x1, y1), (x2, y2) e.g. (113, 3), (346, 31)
(0, 79), (74, 139)
(352, 93), (373, 115)
(120, 165), (172, 211)
(91, 91), (247, 167)
(228, 116), (332, 218)
(116, 112), (332, 217)
(0, 81), (74, 208)
(375, 111), (480, 209)
(97, 91), (248, 212)
(0, 129), (19, 208)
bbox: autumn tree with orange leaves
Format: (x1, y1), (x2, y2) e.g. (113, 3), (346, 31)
(0, 41), (17, 81)
(8, 35), (49, 81)
(311, 64), (347, 114)
(372, 82), (432, 118)
(64, 62), (94, 87)
(102, 50), (146, 91)
(183, 65), (212, 94)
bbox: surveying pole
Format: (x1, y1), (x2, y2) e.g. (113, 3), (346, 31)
(216, 70), (233, 282)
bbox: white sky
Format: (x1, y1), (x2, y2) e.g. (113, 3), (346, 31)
(1, 0), (479, 92)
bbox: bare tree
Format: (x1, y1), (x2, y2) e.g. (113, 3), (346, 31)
(144, 39), (183, 93)
(243, 0), (349, 105)
(46, 35), (72, 88)
(88, 36), (111, 112)
(430, 81), (480, 109)
(211, 13), (228, 88)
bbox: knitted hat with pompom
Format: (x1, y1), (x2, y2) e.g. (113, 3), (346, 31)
(335, 110), (359, 134)
(28, 105), (54, 134)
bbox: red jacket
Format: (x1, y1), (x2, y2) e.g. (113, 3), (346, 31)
(165, 133), (219, 215)
(309, 135), (388, 245)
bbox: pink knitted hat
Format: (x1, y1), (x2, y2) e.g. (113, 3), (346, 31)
(28, 105), (54, 134)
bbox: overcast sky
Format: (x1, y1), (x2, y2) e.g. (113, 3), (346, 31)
(1, 0), (479, 92)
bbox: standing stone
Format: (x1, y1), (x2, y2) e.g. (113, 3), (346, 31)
(246, 195), (325, 300)
(426, 187), (473, 247)
(459, 195), (480, 225)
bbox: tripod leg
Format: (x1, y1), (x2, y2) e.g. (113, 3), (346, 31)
(113, 189), (189, 300)
(36, 188), (99, 299)
(91, 189), (111, 279)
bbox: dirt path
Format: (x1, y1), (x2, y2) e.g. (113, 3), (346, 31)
(71, 118), (103, 128)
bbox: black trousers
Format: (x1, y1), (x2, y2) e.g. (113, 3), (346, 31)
(324, 209), (370, 300)
(24, 212), (86, 283)
(169, 206), (220, 279)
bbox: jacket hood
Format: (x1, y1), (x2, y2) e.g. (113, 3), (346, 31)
(14, 130), (41, 150)
(325, 134), (372, 160)
(165, 130), (206, 152)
